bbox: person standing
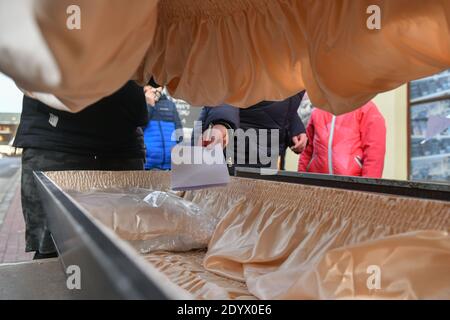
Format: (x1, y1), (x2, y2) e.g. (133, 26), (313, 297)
(298, 101), (386, 178)
(142, 85), (182, 170)
(13, 81), (148, 259)
(197, 92), (308, 169)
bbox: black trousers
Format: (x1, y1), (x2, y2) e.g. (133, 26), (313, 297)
(21, 148), (144, 255)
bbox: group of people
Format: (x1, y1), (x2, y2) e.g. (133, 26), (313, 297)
(13, 81), (386, 259)
(148, 87), (386, 178)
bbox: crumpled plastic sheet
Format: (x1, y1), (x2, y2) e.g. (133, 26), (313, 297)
(69, 188), (219, 253)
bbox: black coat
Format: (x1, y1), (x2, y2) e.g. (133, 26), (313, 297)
(198, 92), (306, 168)
(14, 81), (149, 159)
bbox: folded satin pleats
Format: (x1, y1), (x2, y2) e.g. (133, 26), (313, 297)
(1, 0), (449, 113)
(48, 171), (450, 300)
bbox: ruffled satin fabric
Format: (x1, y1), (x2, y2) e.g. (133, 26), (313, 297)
(143, 250), (256, 299)
(1, 0), (449, 114)
(202, 180), (450, 299)
(49, 171), (450, 300)
(147, 0), (450, 114)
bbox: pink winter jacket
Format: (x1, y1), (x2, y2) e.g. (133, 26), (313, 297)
(298, 101), (386, 178)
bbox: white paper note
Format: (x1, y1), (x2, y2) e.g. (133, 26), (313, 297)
(170, 144), (230, 191)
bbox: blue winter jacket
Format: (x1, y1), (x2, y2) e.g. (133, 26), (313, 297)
(143, 95), (182, 170)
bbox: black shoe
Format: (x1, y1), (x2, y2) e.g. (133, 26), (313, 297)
(33, 251), (58, 260)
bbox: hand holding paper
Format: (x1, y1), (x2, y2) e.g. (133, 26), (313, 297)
(170, 144), (230, 191)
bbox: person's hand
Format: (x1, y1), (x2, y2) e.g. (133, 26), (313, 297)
(291, 133), (308, 154)
(144, 86), (162, 106)
(198, 124), (229, 149)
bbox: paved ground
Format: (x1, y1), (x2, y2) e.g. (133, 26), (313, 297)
(0, 157), (77, 299)
(0, 157), (33, 263)
(0, 258), (78, 300)
(0, 157), (21, 224)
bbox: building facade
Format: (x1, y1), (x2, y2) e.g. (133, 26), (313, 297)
(0, 113), (20, 156)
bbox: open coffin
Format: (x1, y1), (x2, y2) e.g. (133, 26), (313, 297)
(35, 170), (450, 299)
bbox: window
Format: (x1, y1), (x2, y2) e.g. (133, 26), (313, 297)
(409, 70), (450, 183)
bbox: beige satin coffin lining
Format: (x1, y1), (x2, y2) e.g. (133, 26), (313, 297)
(143, 250), (255, 300)
(47, 171), (450, 299)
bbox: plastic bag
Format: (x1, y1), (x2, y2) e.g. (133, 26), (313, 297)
(68, 188), (219, 253)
